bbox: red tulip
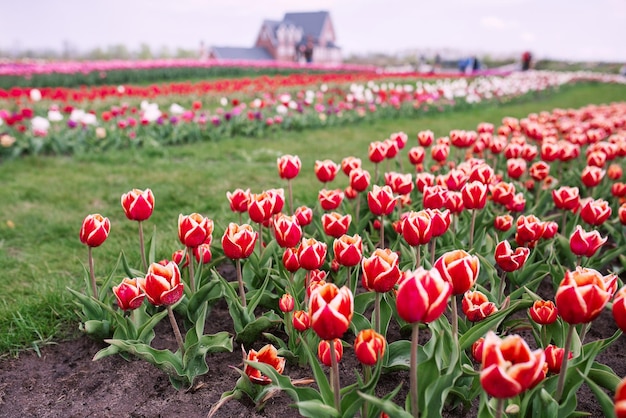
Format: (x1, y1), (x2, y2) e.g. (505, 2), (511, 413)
(529, 161), (550, 181)
(422, 185), (448, 210)
(417, 130), (434, 146)
(579, 198), (612, 226)
(321, 212), (352, 239)
(385, 171), (414, 195)
(408, 146), (425, 165)
(139, 261), (183, 306)
(431, 143), (449, 162)
(480, 331), (546, 399)
(471, 337), (485, 363)
(433, 249), (480, 295)
(619, 203), (626, 225)
(490, 182), (516, 206)
(282, 247), (301, 272)
(292, 310), (310, 331)
(569, 225), (607, 258)
(426, 208), (451, 237)
(354, 329), (386, 366)
(494, 214), (513, 232)
(415, 172), (435, 192)
(193, 243), (212, 264)
(226, 188), (251, 213)
(279, 293), (294, 313)
(444, 191), (464, 214)
(112, 277), (145, 311)
(401, 210), (433, 246)
(396, 267), (451, 324)
(361, 248), (401, 293)
(309, 283), (353, 340)
(349, 168), (371, 192)
(461, 181), (488, 210)
(469, 163), (494, 185)
(506, 158), (527, 179)
(247, 192), (277, 224)
(581, 165), (605, 188)
(515, 215), (545, 247)
(367, 185), (397, 216)
(298, 238), (327, 270)
(611, 182), (626, 198)
(121, 188), (154, 221)
(368, 141), (388, 163)
(341, 156), (362, 176)
(384, 138), (399, 159)
(333, 234), (363, 267)
(314, 159), (340, 183)
(555, 267), (614, 324)
(178, 213), (213, 248)
(318, 188), (345, 211)
(266, 188), (285, 216)
(294, 205), (313, 226)
(307, 269), (328, 298)
(445, 169), (468, 191)
(221, 223), (257, 259)
(462, 290), (498, 322)
(612, 286), (626, 333)
(618, 376), (626, 418)
(172, 249), (189, 268)
(552, 186), (580, 211)
(244, 344), (285, 385)
(529, 300), (558, 325)
(318, 338), (343, 367)
(608, 163), (623, 180)
(495, 240), (530, 272)
(541, 221), (558, 239)
(273, 214), (303, 248)
(277, 154), (301, 179)
(344, 186), (358, 200)
(79, 213), (111, 247)
(544, 344), (572, 374)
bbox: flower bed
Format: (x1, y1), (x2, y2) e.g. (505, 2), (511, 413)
(66, 97), (626, 417)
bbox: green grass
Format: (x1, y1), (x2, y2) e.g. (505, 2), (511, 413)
(0, 81), (624, 356)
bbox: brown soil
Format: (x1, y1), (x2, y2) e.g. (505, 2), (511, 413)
(0, 275), (624, 418)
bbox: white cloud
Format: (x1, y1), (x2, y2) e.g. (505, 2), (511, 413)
(480, 16), (507, 29)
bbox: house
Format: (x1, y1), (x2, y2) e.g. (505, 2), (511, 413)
(208, 11), (341, 64)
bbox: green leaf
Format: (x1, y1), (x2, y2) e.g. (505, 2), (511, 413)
(294, 400), (340, 418)
(104, 339), (184, 383)
(588, 362), (621, 391)
(235, 315), (281, 346)
(186, 277), (219, 323)
(383, 340), (411, 372)
(148, 224), (157, 266)
(120, 250), (144, 279)
(579, 370), (616, 418)
(357, 390), (413, 418)
(354, 292), (375, 314)
(349, 312), (372, 335)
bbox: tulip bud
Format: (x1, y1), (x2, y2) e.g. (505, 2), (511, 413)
(321, 212), (352, 239)
(368, 141), (388, 163)
(314, 159), (340, 184)
(367, 185), (397, 216)
(244, 344), (285, 385)
(528, 299), (558, 325)
(309, 283), (353, 340)
(193, 243), (212, 264)
(494, 214), (513, 232)
(292, 310), (310, 331)
(396, 267), (451, 324)
(401, 210), (433, 246)
(248, 192), (277, 224)
(318, 338), (343, 367)
(172, 249), (189, 268)
(615, 376), (626, 418)
(221, 223), (257, 259)
(298, 238), (327, 270)
(318, 188), (345, 211)
(333, 234), (363, 267)
(354, 329), (386, 366)
(121, 188), (155, 221)
(579, 198), (612, 226)
(273, 214), (303, 248)
(294, 205), (313, 226)
(277, 154), (301, 180)
(417, 130), (434, 146)
(361, 248), (401, 293)
(544, 344), (572, 374)
(494, 240), (530, 272)
(612, 286), (626, 333)
(552, 186), (580, 211)
(471, 337), (485, 363)
(341, 156), (361, 176)
(112, 277), (145, 311)
(433, 250), (480, 295)
(279, 293), (295, 313)
(226, 188), (251, 213)
(79, 213), (111, 247)
(619, 203), (626, 226)
(581, 165), (605, 188)
(490, 182), (516, 206)
(178, 213), (213, 248)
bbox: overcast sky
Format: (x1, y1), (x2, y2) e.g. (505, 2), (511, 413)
(1, 0), (624, 62)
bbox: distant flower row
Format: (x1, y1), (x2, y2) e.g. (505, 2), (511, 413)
(0, 71), (624, 158)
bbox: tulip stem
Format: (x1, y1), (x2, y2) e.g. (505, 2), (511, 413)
(167, 305), (185, 356)
(88, 247), (98, 299)
(430, 238), (436, 266)
(579, 323), (589, 344)
(258, 224), (263, 254)
(410, 322), (420, 418)
(374, 292), (381, 334)
(236, 259), (247, 307)
(469, 209), (477, 250)
(495, 397), (504, 418)
(498, 270), (507, 305)
(138, 221), (147, 272)
(415, 245), (421, 269)
(555, 323), (575, 402)
(187, 247), (196, 292)
(287, 179), (294, 215)
(561, 211), (567, 237)
(379, 215), (385, 248)
(451, 294), (459, 343)
(362, 365), (372, 418)
(347, 266), (354, 297)
(329, 339), (341, 412)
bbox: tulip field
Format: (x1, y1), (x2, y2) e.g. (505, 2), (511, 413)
(1, 65), (626, 417)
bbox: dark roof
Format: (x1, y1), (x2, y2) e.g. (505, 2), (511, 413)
(283, 11), (329, 39)
(210, 46), (274, 61)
